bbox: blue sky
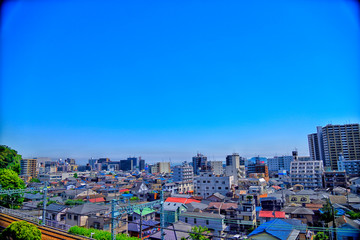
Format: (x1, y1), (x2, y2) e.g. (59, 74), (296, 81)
(1, 0), (359, 164)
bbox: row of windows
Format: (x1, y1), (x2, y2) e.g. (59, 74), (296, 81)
(184, 217), (209, 225)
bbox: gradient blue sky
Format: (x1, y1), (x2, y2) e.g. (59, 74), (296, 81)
(1, 0), (359, 164)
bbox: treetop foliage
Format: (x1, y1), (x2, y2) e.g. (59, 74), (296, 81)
(0, 145), (22, 174)
(0, 220), (41, 240)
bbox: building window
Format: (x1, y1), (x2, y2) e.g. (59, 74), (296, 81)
(218, 187), (221, 190)
(194, 218), (197, 224)
(206, 220), (209, 225)
(74, 215), (78, 221)
(185, 217), (188, 223)
(67, 214), (72, 220)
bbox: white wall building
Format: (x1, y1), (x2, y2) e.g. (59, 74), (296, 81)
(173, 162), (193, 182)
(290, 160), (324, 189)
(194, 171), (233, 198)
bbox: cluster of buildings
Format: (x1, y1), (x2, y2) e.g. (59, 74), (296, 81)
(16, 123), (360, 240)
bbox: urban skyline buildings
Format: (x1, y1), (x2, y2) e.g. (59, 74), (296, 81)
(308, 124), (360, 170)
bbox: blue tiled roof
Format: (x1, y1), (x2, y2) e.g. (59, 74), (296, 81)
(248, 219), (296, 240)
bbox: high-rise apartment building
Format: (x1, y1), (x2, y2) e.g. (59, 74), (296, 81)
(308, 124), (360, 170)
(192, 153), (208, 175)
(139, 158), (145, 171)
(20, 159), (38, 178)
(173, 162), (193, 182)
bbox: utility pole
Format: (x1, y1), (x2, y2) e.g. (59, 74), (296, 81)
(111, 199), (116, 240)
(139, 209), (143, 239)
(331, 201), (337, 240)
(160, 190), (165, 240)
(42, 182), (48, 226)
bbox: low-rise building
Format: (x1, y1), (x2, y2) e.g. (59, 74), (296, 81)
(194, 171), (233, 198)
(324, 171), (347, 190)
(179, 212), (227, 239)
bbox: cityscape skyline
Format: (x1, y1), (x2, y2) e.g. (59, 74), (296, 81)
(1, 1), (359, 162)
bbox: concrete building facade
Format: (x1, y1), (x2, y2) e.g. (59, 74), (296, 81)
(195, 171), (233, 198)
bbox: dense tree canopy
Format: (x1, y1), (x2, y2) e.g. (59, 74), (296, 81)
(189, 226), (210, 240)
(0, 169), (25, 208)
(0, 145), (22, 174)
(0, 220), (41, 240)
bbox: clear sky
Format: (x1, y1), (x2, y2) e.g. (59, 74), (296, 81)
(1, 0), (359, 164)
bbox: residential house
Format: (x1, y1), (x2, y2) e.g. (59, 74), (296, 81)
(289, 207), (315, 225)
(149, 221), (192, 240)
(163, 202), (187, 223)
(131, 207), (156, 221)
(258, 211), (285, 224)
(331, 215), (360, 240)
(206, 193), (226, 202)
(128, 219), (160, 238)
(65, 203), (110, 227)
(179, 212), (227, 239)
(46, 203), (68, 223)
(247, 218), (307, 240)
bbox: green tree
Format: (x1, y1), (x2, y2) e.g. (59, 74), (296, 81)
(314, 232), (329, 240)
(73, 173), (78, 178)
(189, 226), (210, 240)
(0, 145), (22, 174)
(0, 220), (41, 240)
(30, 178), (41, 183)
(0, 169), (25, 208)
(347, 211), (360, 219)
(320, 199), (337, 223)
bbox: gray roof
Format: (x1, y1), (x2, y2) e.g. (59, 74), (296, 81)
(47, 203), (68, 212)
(180, 211), (224, 219)
(149, 221), (192, 240)
(210, 192), (226, 200)
(185, 202), (208, 212)
(67, 203), (110, 215)
(24, 193), (43, 200)
(295, 190), (315, 195)
(164, 202), (187, 211)
(291, 207), (314, 215)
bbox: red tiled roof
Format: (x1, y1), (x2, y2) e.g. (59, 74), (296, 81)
(120, 189), (129, 193)
(165, 197), (200, 204)
(259, 211), (285, 218)
(89, 197), (105, 203)
(271, 185), (282, 190)
(274, 211), (285, 218)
